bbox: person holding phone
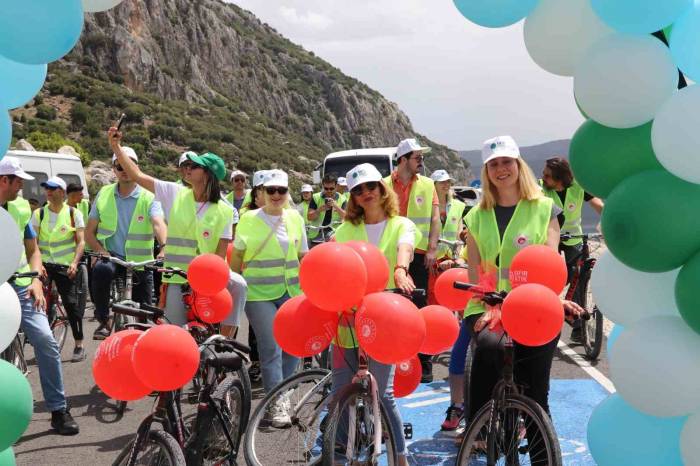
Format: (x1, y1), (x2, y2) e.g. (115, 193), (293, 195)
(307, 173), (346, 242)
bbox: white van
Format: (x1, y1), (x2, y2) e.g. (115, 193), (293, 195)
(313, 147), (396, 184)
(7, 150), (88, 206)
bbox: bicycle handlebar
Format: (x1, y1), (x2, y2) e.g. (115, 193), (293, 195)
(438, 238), (464, 248)
(200, 334), (251, 355)
(144, 264), (187, 279)
(560, 233), (603, 241)
(385, 288), (426, 300)
(9, 271), (39, 282)
(111, 302), (165, 322)
(85, 252), (163, 270)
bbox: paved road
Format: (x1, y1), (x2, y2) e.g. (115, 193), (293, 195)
(12, 305), (612, 465)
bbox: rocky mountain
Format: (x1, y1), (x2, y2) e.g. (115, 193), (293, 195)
(9, 0), (467, 191)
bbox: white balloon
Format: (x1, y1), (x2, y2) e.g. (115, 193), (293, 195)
(574, 34), (678, 128)
(591, 250), (680, 327)
(82, 0), (124, 13)
(524, 0), (614, 76)
(0, 282), (21, 352)
(681, 412), (700, 466)
(611, 316), (700, 417)
(0, 208), (23, 284)
(652, 85), (700, 185)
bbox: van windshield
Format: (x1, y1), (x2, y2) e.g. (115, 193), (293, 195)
(324, 155), (392, 179)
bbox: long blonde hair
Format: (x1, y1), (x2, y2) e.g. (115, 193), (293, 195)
(344, 181), (399, 225)
(479, 158), (542, 210)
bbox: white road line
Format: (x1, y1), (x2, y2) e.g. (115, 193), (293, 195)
(557, 341), (616, 394)
(402, 388), (450, 400)
(405, 396), (452, 408)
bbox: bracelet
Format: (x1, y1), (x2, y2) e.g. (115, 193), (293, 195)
(394, 265), (409, 274)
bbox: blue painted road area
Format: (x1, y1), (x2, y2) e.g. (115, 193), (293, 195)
(398, 380), (610, 466)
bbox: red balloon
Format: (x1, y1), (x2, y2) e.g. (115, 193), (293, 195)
(434, 268), (473, 311)
(501, 284), (564, 347)
(272, 295), (338, 357)
(343, 241), (390, 294)
(419, 305), (460, 355)
(132, 325), (200, 391)
(188, 253), (229, 296)
(393, 355), (422, 398)
(355, 292), (425, 364)
(192, 288), (232, 324)
(93, 330), (151, 401)
(226, 243), (233, 265)
(509, 245), (567, 294)
(300, 242), (367, 312)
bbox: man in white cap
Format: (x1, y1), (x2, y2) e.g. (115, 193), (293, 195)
(226, 169), (250, 212)
(385, 137), (441, 383)
(297, 183), (313, 219)
(177, 151), (197, 186)
(336, 176), (348, 204)
(85, 147), (167, 340)
(308, 173), (346, 242)
(32, 176), (88, 362)
(0, 157), (79, 435)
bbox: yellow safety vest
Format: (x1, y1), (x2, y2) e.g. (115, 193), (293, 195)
(384, 174), (435, 250)
(37, 204), (77, 266)
(541, 180), (585, 246)
(7, 198), (33, 287)
(438, 199), (466, 259)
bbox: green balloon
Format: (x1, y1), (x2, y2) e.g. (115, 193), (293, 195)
(0, 361), (33, 451)
(675, 250), (700, 335)
(602, 170), (700, 272)
(570, 120), (663, 199)
(0, 447), (15, 466)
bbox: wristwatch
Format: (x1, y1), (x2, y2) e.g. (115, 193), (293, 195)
(394, 265), (409, 274)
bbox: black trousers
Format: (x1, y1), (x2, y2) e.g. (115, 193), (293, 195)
(409, 252), (433, 373)
(46, 264), (86, 341)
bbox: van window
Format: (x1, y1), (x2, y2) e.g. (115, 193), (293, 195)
(324, 156), (392, 180)
(58, 173), (81, 190)
(22, 171), (49, 207)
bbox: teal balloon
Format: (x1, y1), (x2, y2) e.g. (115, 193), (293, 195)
(670, 3), (700, 83)
(591, 0), (692, 34)
(588, 394), (685, 466)
(0, 360), (33, 451)
(0, 0), (84, 65)
(601, 170), (700, 272)
(569, 120), (663, 199)
(0, 56), (47, 109)
(0, 448), (15, 466)
(607, 324), (624, 354)
(452, 0), (539, 28)
(0, 110), (10, 161)
(675, 250), (700, 335)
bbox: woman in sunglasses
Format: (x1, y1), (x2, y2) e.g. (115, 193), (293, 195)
(107, 126), (247, 338)
(332, 163), (418, 466)
(230, 169), (308, 425)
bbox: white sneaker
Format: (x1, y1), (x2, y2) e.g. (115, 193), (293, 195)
(270, 397), (292, 428)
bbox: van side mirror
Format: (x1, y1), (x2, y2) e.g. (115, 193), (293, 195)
(312, 170), (321, 185)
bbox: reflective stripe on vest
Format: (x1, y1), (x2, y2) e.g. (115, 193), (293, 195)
(94, 184), (155, 263)
(38, 205), (77, 265)
(236, 209), (304, 301)
(302, 199), (323, 238)
(164, 189), (233, 284)
(541, 180), (584, 246)
(438, 199), (465, 259)
(333, 216), (417, 348)
(7, 198), (33, 286)
(384, 175), (434, 250)
(464, 197), (553, 317)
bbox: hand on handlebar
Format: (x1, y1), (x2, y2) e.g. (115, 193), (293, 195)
(474, 306), (502, 333)
(563, 299), (585, 322)
(394, 268), (415, 295)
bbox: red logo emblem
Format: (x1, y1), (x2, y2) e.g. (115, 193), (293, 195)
(203, 230), (211, 239)
(137, 215), (145, 222)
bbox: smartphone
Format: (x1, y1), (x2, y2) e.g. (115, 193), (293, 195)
(325, 197), (332, 205)
(115, 113), (127, 131)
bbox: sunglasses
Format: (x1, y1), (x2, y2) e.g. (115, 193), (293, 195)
(350, 181), (379, 196)
(114, 162), (137, 172)
(323, 186), (336, 191)
(233, 177), (245, 182)
(265, 186), (288, 195)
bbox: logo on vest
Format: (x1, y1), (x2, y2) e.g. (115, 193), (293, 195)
(137, 215), (145, 222)
(451, 216), (457, 223)
(513, 234), (530, 249)
(567, 202), (576, 212)
(415, 196), (424, 205)
(202, 230), (211, 239)
(59, 225), (68, 234)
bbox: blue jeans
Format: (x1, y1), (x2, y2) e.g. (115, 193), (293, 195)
(91, 260), (153, 323)
(449, 318), (472, 375)
(245, 294), (298, 393)
(14, 285), (66, 412)
(330, 345), (407, 455)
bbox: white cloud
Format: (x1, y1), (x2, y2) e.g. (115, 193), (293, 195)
(278, 6), (332, 31)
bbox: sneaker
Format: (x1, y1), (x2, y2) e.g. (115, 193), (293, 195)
(51, 408), (79, 435)
(71, 347), (86, 362)
(270, 397), (292, 428)
(92, 323), (110, 341)
(248, 361), (262, 383)
(441, 405), (464, 431)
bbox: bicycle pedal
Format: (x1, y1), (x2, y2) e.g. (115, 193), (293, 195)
(403, 422), (413, 440)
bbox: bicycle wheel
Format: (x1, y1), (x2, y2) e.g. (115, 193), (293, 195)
(462, 339), (475, 418)
(2, 336), (28, 375)
(244, 368), (331, 466)
(112, 429), (186, 466)
(321, 382), (398, 466)
(578, 268), (603, 360)
(456, 394), (562, 466)
(50, 302), (69, 354)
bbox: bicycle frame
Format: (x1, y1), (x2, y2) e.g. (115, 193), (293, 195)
(345, 346), (383, 462)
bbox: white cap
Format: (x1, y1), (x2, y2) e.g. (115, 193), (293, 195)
(0, 156), (34, 180)
(178, 151), (196, 166)
(346, 163), (383, 192)
(481, 135), (520, 165)
(396, 138), (432, 159)
(301, 184), (313, 193)
(112, 147), (139, 164)
(337, 177), (347, 187)
(41, 176), (67, 191)
(252, 170), (269, 187)
(230, 169), (247, 181)
(263, 169), (288, 187)
(430, 169), (454, 183)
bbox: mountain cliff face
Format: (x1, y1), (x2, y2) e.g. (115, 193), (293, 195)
(76, 0), (466, 175)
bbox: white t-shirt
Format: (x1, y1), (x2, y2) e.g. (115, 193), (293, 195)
(31, 206), (85, 231)
(233, 209), (309, 255)
(154, 180), (234, 240)
(364, 219), (416, 248)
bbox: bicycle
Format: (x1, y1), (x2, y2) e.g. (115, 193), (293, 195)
(307, 222), (341, 247)
(1, 271), (40, 375)
(560, 233), (604, 360)
(438, 238), (465, 260)
(41, 263), (73, 354)
(110, 304), (251, 466)
(453, 281), (585, 466)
